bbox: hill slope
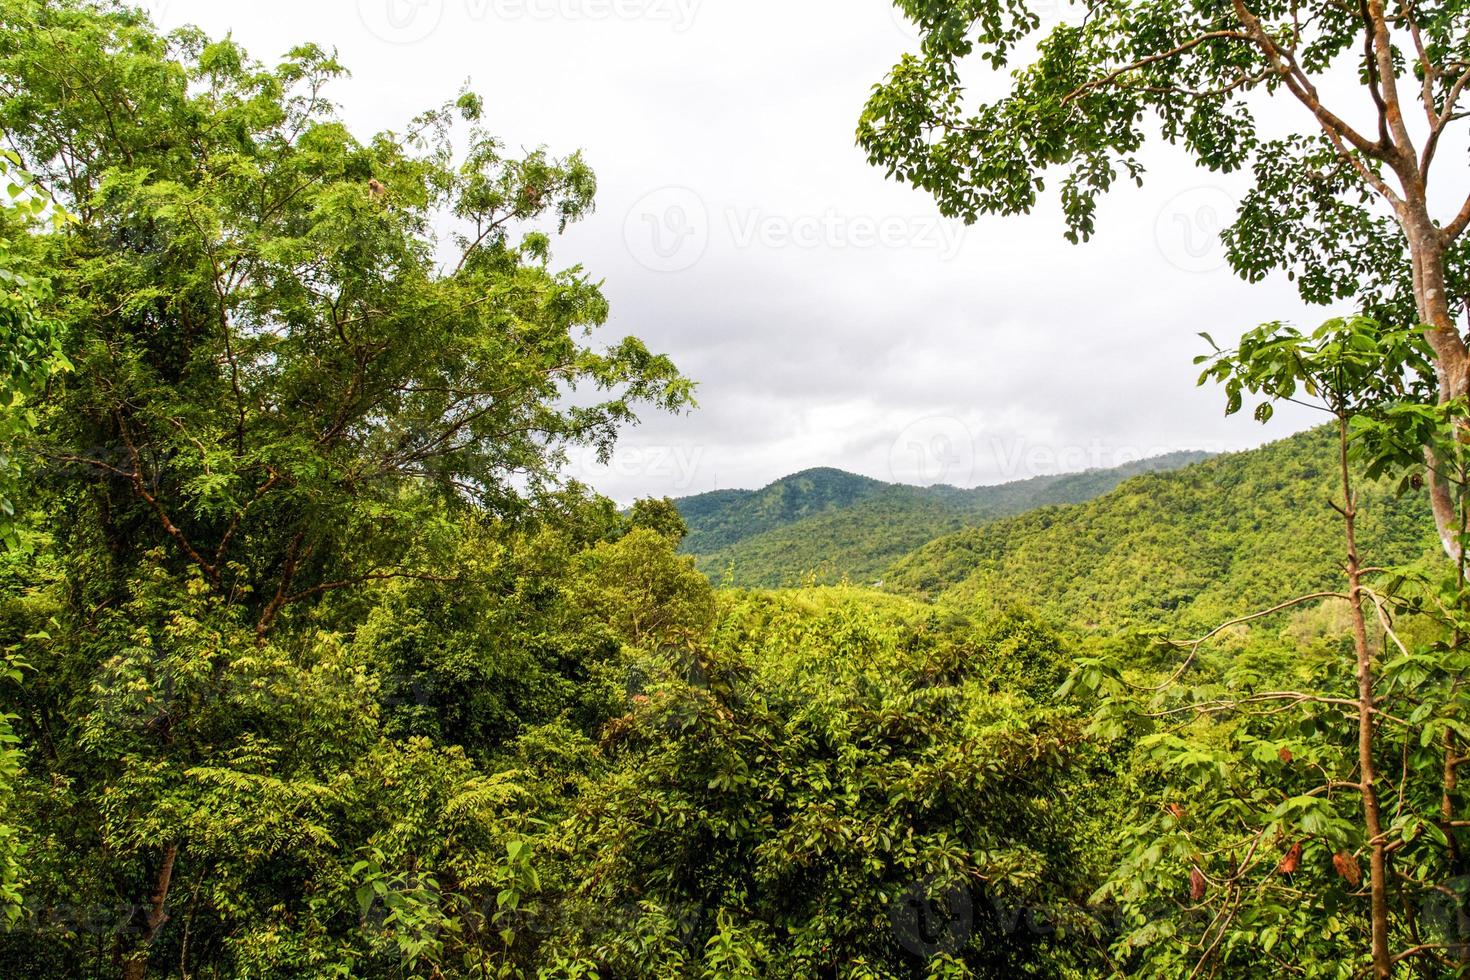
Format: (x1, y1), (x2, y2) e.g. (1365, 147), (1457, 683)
(884, 427), (1438, 631)
(679, 452), (1210, 587)
(678, 468), (891, 555)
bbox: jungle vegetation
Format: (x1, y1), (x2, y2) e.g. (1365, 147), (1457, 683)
(676, 453), (1210, 589)
(1, 1), (1470, 978)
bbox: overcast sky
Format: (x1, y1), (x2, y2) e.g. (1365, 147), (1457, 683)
(149, 0), (1365, 503)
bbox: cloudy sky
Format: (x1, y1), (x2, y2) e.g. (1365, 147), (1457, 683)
(150, 0), (1349, 503)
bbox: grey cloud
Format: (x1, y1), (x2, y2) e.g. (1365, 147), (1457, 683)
(153, 0), (1421, 506)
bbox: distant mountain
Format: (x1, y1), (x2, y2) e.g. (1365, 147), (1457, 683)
(678, 468), (892, 555)
(883, 426), (1438, 631)
(676, 451), (1211, 588)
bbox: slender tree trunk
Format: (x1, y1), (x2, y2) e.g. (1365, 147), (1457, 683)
(121, 843), (179, 980)
(1340, 419), (1392, 977)
(1442, 487), (1470, 962)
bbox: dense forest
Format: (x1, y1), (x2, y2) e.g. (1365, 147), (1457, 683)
(676, 453), (1210, 588)
(883, 428), (1439, 631)
(3, 1), (1470, 978)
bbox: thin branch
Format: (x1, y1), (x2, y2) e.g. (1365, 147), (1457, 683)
(283, 570), (458, 604)
(1062, 31), (1255, 106)
(1150, 592), (1349, 690)
(1443, 190), (1470, 244)
(115, 412), (220, 586)
(1360, 587), (1411, 658)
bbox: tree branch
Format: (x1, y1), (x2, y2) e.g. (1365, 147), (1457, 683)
(1062, 31), (1255, 106)
(115, 412), (220, 586)
(1232, 0), (1393, 169)
(1444, 190), (1470, 244)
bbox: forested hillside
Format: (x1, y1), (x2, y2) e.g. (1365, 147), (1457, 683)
(680, 452), (1208, 587)
(678, 468), (892, 554)
(5, 1), (1470, 978)
(884, 427), (1438, 630)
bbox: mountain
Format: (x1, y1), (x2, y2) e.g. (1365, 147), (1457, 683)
(883, 426), (1439, 631)
(678, 468), (892, 555)
(676, 451), (1211, 587)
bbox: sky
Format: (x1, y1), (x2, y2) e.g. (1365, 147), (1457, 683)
(147, 0), (1353, 503)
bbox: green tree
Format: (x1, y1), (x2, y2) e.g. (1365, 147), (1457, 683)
(1, 0), (690, 643)
(1069, 318), (1470, 976)
(544, 587), (1109, 978)
(860, 0), (1470, 555)
(630, 496), (690, 545)
(0, 1), (690, 976)
(0, 148), (70, 549)
(0, 109), (72, 936)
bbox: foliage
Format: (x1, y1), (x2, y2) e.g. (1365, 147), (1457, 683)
(532, 588), (1115, 979)
(4, 3), (1469, 979)
(859, 0), (1470, 570)
(885, 426), (1438, 632)
(0, 2), (688, 976)
(0, 104), (73, 938)
(680, 453), (1208, 589)
(1064, 317), (1470, 976)
(0, 0), (691, 643)
(0, 148), (70, 550)
(858, 0), (1470, 328)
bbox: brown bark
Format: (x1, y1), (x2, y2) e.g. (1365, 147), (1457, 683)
(121, 843), (179, 980)
(1340, 421), (1392, 978)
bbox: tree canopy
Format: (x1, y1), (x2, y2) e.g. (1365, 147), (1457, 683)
(4, 1), (1470, 978)
(860, 1), (1470, 557)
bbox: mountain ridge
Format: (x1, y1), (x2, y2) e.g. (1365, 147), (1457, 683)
(882, 426), (1439, 630)
(676, 450), (1213, 587)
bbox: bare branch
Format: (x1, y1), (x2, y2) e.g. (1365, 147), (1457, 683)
(284, 570), (458, 604)
(1443, 190), (1470, 244)
(1148, 592), (1349, 690)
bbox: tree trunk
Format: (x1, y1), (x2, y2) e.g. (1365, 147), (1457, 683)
(121, 843), (179, 980)
(1404, 208), (1470, 562)
(1340, 420), (1393, 978)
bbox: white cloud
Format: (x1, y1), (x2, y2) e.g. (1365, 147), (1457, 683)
(155, 0), (1398, 505)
